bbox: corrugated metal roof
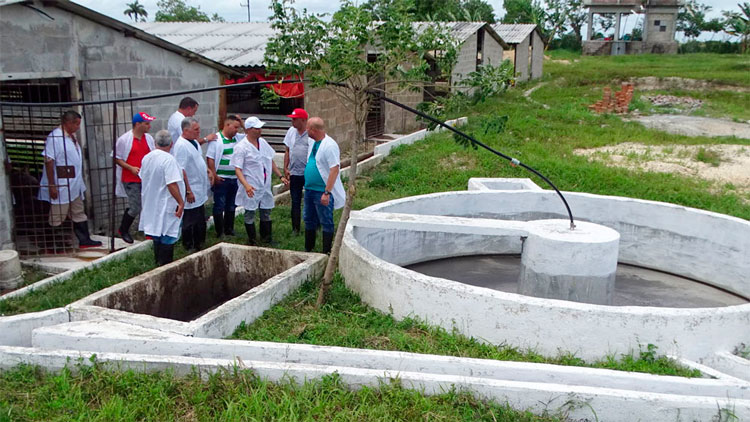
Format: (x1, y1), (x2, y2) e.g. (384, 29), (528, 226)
(134, 22), (276, 68)
(491, 24), (537, 44)
(413, 21), (486, 43)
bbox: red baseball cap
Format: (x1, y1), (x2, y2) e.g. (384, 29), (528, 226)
(287, 108), (308, 119)
(132, 112), (156, 124)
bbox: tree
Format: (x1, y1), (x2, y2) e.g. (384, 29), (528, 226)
(364, 0), (495, 23)
(723, 2), (750, 53)
(123, 0), (148, 22)
(677, 0), (714, 40)
(565, 0), (587, 45)
(265, 0), (458, 306)
(154, 0), (223, 22)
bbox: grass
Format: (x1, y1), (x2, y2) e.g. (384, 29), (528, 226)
(695, 147), (722, 166)
(0, 363), (562, 422)
(232, 276), (702, 378)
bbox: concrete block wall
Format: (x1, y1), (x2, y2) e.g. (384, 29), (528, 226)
(530, 32), (544, 80)
(645, 11), (677, 43)
(0, 118), (14, 250)
(451, 33), (478, 92)
(483, 35), (504, 67)
(384, 84), (423, 135)
(514, 37), (530, 81)
(304, 84), (358, 153)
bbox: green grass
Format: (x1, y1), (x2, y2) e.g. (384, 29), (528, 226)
(695, 147), (722, 166)
(232, 276), (702, 378)
(0, 363), (561, 422)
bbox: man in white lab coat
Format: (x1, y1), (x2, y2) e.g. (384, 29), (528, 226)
(231, 116), (287, 245)
(166, 97), (217, 146)
(139, 130), (185, 266)
(303, 117), (345, 254)
(172, 117), (211, 252)
(38, 110), (102, 251)
(113, 112), (156, 244)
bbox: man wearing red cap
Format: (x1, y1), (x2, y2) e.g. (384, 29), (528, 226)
(113, 112), (156, 244)
(283, 108), (309, 234)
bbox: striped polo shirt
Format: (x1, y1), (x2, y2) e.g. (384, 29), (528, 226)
(208, 131), (238, 179)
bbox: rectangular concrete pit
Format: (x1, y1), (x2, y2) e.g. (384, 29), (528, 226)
(69, 243), (326, 337)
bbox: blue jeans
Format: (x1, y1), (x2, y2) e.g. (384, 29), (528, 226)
(304, 189), (334, 233)
(212, 178), (238, 214)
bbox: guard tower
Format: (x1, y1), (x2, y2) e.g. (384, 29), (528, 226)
(583, 0), (683, 55)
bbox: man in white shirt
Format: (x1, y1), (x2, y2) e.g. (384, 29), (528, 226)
(38, 110), (102, 251)
(303, 117), (345, 254)
(139, 130), (185, 266)
(283, 108), (309, 235)
(231, 116), (287, 245)
(172, 117), (211, 252)
(113, 112), (156, 244)
(167, 97), (217, 146)
(206, 115), (242, 238)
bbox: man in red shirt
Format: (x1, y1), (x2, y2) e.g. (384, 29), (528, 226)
(113, 112), (156, 243)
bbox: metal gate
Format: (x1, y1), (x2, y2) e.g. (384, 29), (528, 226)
(365, 54), (385, 139)
(79, 78), (133, 235)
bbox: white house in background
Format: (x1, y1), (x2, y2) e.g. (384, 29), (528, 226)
(492, 24), (544, 81)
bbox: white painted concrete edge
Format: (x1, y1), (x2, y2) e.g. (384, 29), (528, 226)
(0, 308), (69, 347)
(1, 345), (748, 422)
(701, 352), (750, 382)
(468, 178), (544, 191)
(0, 240), (153, 302)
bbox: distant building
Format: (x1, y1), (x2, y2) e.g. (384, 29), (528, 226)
(492, 24), (544, 81)
(583, 0), (683, 55)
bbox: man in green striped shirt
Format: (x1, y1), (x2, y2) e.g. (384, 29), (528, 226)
(207, 115), (242, 237)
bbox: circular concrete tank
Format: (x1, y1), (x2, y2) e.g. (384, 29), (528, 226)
(0, 250), (23, 291)
(340, 179), (750, 361)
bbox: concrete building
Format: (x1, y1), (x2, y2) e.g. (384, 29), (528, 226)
(582, 0), (683, 55)
(492, 24), (544, 82)
(0, 0), (240, 248)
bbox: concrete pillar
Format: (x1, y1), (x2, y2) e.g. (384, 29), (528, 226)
(587, 12), (594, 41)
(518, 220), (620, 305)
(614, 12), (622, 40)
(0, 250), (23, 291)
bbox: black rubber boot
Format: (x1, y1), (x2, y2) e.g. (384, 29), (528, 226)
(259, 221), (276, 246)
(291, 208), (301, 235)
(182, 226), (193, 251)
(157, 243), (175, 266)
(152, 240), (161, 265)
(118, 209), (135, 244)
(73, 221), (102, 249)
(224, 210), (235, 236)
(245, 223), (256, 245)
(304, 230), (316, 252)
(322, 231), (334, 254)
(213, 213), (224, 238)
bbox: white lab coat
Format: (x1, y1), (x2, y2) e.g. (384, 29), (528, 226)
(307, 135), (345, 210)
(172, 137), (209, 210)
(231, 137), (275, 210)
(206, 131), (240, 178)
(138, 149), (185, 238)
(167, 110), (185, 143)
(113, 130), (155, 198)
(38, 127), (86, 205)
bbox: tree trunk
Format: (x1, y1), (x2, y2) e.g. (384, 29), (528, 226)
(316, 95), (365, 306)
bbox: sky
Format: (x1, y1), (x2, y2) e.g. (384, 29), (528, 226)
(80, 0), (742, 40)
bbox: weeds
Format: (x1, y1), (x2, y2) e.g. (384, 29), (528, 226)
(695, 148), (722, 166)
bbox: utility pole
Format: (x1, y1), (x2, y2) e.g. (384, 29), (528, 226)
(240, 1), (250, 22)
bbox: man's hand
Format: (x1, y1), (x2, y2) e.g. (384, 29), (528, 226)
(281, 176), (290, 187)
(208, 171), (215, 187)
(129, 165), (140, 176)
(244, 184), (255, 198)
(175, 201), (185, 218)
(186, 191), (195, 203)
(284, 168), (290, 179)
(200, 133), (218, 145)
(320, 192), (330, 206)
(49, 186), (58, 200)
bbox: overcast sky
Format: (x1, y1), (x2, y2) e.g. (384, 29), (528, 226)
(78, 0), (742, 39)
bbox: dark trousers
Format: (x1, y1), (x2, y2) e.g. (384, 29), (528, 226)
(289, 175), (305, 231)
(212, 178), (238, 214)
(182, 204), (206, 251)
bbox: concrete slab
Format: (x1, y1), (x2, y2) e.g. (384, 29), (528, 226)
(20, 235), (142, 274)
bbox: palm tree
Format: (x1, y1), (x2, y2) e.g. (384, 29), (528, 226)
(124, 0), (148, 22)
(723, 2), (750, 53)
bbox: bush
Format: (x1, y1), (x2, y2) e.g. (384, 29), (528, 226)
(679, 40), (742, 54)
(548, 33), (582, 52)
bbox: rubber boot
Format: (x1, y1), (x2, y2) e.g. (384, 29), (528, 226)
(322, 231), (334, 254)
(118, 209), (135, 244)
(213, 213), (224, 238)
(224, 210), (235, 236)
(260, 221), (276, 246)
(73, 221), (102, 249)
(245, 223), (256, 246)
(157, 243), (174, 266)
(304, 230), (316, 252)
(152, 240), (161, 265)
(291, 208), (301, 235)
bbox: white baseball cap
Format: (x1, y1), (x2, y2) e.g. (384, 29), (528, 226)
(244, 116), (266, 129)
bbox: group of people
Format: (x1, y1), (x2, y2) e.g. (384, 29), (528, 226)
(41, 97), (345, 266)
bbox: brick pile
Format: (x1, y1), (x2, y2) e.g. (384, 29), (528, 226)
(589, 83), (634, 114)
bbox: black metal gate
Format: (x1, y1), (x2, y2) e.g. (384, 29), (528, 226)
(79, 78), (133, 235)
(365, 54), (386, 139)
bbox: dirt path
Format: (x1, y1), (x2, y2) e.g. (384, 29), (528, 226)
(627, 77), (750, 93)
(630, 115), (750, 139)
(523, 82), (550, 109)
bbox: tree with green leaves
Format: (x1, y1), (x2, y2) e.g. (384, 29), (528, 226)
(677, 0), (714, 40)
(723, 2), (750, 53)
(154, 0), (224, 22)
(123, 0), (148, 22)
(265, 0), (458, 305)
(364, 0), (495, 23)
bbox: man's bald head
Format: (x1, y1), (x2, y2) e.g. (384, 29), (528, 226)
(307, 117), (326, 141)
